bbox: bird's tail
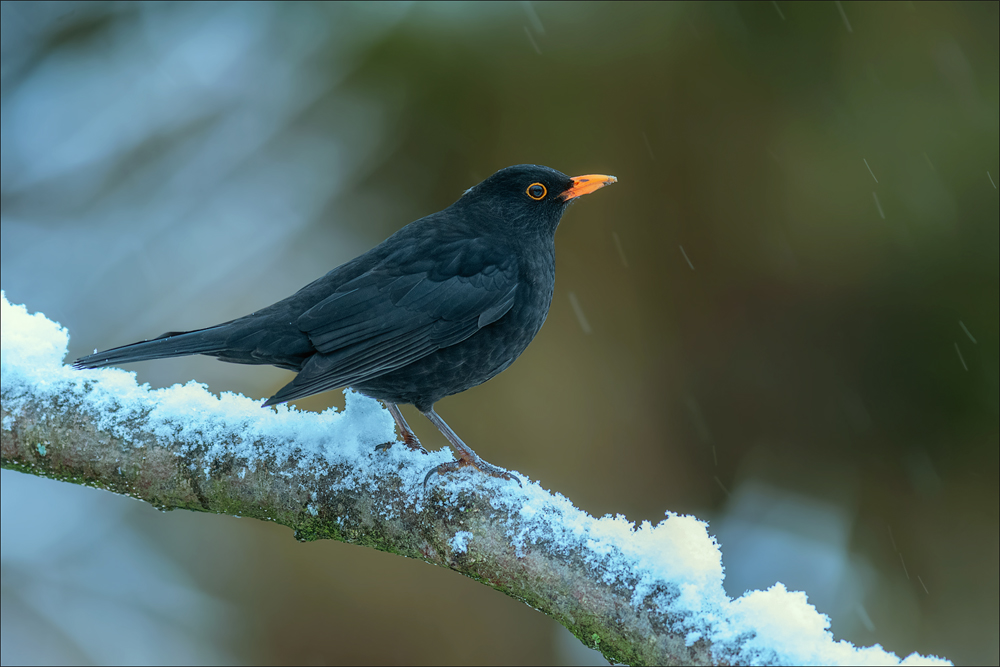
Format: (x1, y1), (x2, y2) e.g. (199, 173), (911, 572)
(73, 326), (230, 369)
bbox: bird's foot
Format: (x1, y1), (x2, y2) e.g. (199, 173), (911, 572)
(376, 401), (429, 454)
(418, 407), (521, 487)
(375, 431), (429, 455)
(423, 456), (521, 488)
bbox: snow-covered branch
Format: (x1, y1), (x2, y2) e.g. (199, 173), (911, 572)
(0, 293), (947, 666)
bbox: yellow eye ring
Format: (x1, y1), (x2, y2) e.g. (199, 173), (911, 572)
(526, 183), (547, 200)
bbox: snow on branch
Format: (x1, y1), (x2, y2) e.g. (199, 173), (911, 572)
(0, 292), (947, 666)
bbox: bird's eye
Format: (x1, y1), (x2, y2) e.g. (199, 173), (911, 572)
(526, 183), (547, 200)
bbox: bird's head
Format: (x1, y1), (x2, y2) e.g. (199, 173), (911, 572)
(456, 164), (617, 237)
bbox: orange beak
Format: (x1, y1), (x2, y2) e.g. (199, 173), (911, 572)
(560, 174), (618, 201)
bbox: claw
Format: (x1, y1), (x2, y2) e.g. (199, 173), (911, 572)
(376, 439), (429, 455)
(422, 458), (521, 488)
(423, 462), (452, 487)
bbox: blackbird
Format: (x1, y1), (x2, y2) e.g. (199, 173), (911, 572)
(75, 164), (617, 482)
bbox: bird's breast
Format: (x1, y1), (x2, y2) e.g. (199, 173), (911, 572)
(488, 240), (556, 352)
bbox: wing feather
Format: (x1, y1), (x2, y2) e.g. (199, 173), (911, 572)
(266, 245), (520, 404)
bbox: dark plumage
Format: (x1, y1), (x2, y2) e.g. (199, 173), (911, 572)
(75, 164), (617, 481)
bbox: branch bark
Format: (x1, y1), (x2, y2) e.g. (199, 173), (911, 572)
(1, 376), (708, 666)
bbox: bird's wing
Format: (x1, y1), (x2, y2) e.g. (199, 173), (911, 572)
(263, 245), (518, 404)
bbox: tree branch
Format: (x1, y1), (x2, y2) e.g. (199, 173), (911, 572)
(0, 294), (948, 666)
(2, 383), (706, 665)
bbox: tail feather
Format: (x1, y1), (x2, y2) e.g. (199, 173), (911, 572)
(73, 327), (229, 369)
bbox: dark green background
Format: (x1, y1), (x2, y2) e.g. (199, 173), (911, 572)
(1, 2), (996, 664)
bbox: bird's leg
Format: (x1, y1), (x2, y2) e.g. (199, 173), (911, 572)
(376, 401), (429, 454)
(421, 407), (521, 487)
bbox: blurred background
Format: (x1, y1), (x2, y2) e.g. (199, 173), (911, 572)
(1, 1), (997, 664)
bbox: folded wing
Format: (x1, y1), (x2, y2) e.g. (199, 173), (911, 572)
(264, 251), (518, 405)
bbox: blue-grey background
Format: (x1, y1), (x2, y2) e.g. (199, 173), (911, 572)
(2, 2), (997, 664)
